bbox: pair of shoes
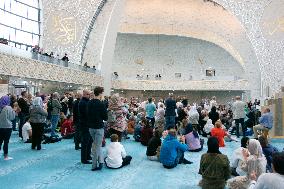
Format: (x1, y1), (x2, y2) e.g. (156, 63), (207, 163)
(4, 156), (13, 161)
(75, 146), (81, 150)
(91, 163), (103, 171)
(82, 161), (92, 164)
(182, 159), (193, 164)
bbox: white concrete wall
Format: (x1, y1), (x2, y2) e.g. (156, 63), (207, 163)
(112, 34), (245, 81)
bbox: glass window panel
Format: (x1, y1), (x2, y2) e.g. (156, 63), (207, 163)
(9, 28), (16, 41)
(27, 7), (38, 20)
(0, 0), (40, 47)
(18, 0), (38, 8)
(11, 1), (28, 18)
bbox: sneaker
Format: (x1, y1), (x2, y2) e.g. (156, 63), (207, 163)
(4, 156), (13, 161)
(182, 159), (193, 164)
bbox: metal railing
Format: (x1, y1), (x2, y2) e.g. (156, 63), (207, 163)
(0, 43), (99, 74)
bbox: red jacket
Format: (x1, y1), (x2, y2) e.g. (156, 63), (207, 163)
(61, 119), (75, 136)
(211, 127), (227, 147)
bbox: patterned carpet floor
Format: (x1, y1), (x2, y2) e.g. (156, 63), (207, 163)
(0, 132), (283, 189)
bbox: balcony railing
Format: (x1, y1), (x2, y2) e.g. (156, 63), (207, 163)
(0, 43), (99, 74)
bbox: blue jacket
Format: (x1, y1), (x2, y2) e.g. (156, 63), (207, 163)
(259, 112), (273, 129)
(160, 135), (188, 166)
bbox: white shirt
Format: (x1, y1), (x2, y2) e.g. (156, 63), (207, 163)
(248, 173), (284, 189)
(22, 122), (32, 142)
(105, 142), (127, 168)
(232, 100), (246, 119)
(231, 147), (247, 176)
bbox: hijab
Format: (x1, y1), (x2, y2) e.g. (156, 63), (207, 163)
(32, 97), (43, 108)
(185, 123), (199, 138)
(207, 136), (221, 154)
(189, 105), (198, 116)
(248, 139), (263, 158)
(0, 95), (11, 112)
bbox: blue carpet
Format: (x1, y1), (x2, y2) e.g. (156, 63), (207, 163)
(0, 132), (283, 189)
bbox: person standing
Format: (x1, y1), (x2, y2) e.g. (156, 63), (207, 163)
(79, 90), (92, 164)
(0, 95), (17, 160)
(50, 92), (62, 137)
(165, 93), (177, 130)
(29, 97), (48, 150)
(87, 87), (108, 171)
(18, 91), (30, 138)
(232, 96), (246, 138)
(73, 92), (82, 150)
(145, 97), (156, 127)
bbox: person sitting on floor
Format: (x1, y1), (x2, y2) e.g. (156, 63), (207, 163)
(140, 118), (153, 146)
(61, 115), (75, 139)
(211, 121), (227, 147)
(231, 137), (250, 176)
(227, 139), (267, 189)
(160, 129), (192, 169)
(253, 107), (273, 139)
(258, 135), (279, 172)
(248, 152), (284, 189)
(22, 118), (32, 143)
(198, 136), (230, 189)
(127, 114), (135, 135)
(105, 134), (132, 169)
(184, 123), (203, 152)
(146, 129), (162, 161)
(203, 119), (214, 136)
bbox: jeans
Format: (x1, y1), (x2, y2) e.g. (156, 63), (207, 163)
(165, 116), (176, 130)
(80, 127), (92, 162)
(0, 128), (12, 155)
(51, 115), (60, 136)
(31, 123), (44, 150)
(89, 128), (104, 169)
(235, 118), (245, 137)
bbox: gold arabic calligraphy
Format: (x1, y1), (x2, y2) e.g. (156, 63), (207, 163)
(53, 16), (77, 45)
(263, 17), (284, 36)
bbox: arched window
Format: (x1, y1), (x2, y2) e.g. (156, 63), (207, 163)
(0, 0), (40, 51)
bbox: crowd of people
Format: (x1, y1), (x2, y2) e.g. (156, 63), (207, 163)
(0, 88), (283, 188)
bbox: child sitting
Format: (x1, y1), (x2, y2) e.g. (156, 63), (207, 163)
(146, 129), (162, 161)
(127, 115), (135, 134)
(211, 121), (227, 147)
(22, 118), (32, 143)
(61, 115), (75, 139)
(141, 118), (153, 146)
(105, 134), (132, 169)
(184, 123), (203, 152)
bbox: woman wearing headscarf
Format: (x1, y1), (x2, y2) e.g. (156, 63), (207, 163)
(227, 139), (267, 189)
(184, 123), (203, 152)
(188, 105), (200, 133)
(199, 137), (230, 189)
(0, 95), (16, 160)
(29, 97), (48, 150)
(203, 119), (214, 136)
(108, 94), (127, 142)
